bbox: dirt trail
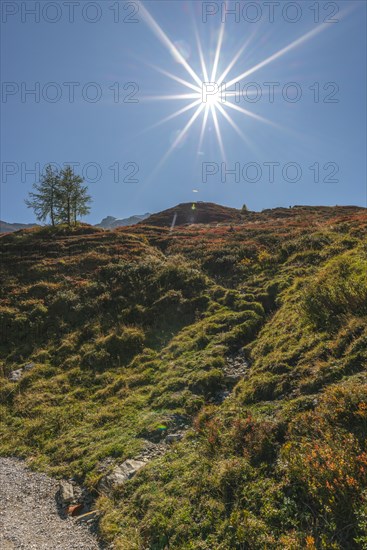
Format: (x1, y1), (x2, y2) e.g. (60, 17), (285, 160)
(0, 458), (102, 550)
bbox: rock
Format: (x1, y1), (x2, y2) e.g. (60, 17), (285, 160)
(67, 503), (83, 516)
(134, 440), (167, 463)
(8, 363), (35, 382)
(169, 413), (189, 428)
(23, 362), (35, 372)
(165, 433), (183, 444)
(8, 369), (23, 382)
(58, 480), (75, 505)
(99, 459), (146, 494)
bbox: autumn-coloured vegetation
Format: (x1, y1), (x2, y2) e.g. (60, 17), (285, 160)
(0, 203), (366, 549)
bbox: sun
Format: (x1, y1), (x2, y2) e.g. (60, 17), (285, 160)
(137, 0), (335, 172)
(202, 83), (222, 107)
(204, 92), (220, 107)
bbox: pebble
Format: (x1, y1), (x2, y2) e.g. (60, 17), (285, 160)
(0, 458), (103, 549)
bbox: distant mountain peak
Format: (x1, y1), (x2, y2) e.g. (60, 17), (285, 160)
(0, 213), (151, 233)
(0, 220), (38, 233)
(95, 213), (151, 229)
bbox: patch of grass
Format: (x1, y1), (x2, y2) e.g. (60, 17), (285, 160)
(0, 208), (366, 548)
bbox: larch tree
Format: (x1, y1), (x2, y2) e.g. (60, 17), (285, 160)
(25, 165), (60, 226)
(26, 165), (92, 227)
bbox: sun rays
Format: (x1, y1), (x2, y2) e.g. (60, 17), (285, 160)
(137, 0), (344, 175)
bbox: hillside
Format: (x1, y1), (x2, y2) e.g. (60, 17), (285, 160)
(140, 201), (242, 227)
(1, 204), (367, 549)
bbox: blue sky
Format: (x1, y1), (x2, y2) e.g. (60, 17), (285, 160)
(1, 0), (366, 223)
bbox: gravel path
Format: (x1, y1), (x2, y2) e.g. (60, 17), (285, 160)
(0, 458), (102, 550)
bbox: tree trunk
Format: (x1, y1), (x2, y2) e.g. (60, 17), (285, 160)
(50, 191), (55, 226)
(67, 198), (70, 226)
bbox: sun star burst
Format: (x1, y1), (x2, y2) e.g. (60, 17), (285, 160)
(137, 0), (340, 175)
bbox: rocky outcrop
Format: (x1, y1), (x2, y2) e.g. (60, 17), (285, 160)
(97, 425), (188, 496)
(8, 362), (35, 382)
(98, 459), (146, 495)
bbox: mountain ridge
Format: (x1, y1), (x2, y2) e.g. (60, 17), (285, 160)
(0, 212), (151, 233)
(2, 202), (365, 233)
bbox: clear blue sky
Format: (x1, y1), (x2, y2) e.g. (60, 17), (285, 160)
(1, 0), (366, 223)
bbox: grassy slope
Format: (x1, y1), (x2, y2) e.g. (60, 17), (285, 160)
(0, 206), (367, 549)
